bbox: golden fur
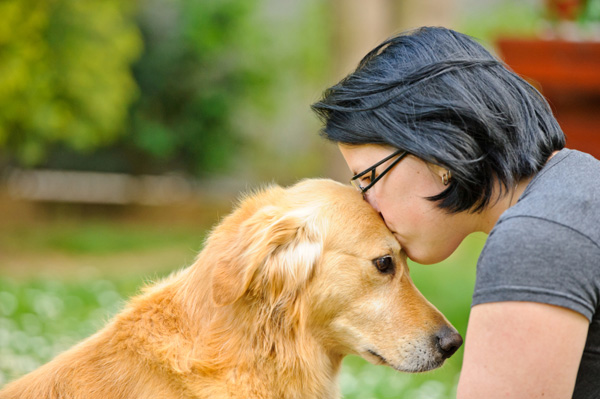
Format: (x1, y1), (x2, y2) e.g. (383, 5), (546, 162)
(0, 178), (461, 399)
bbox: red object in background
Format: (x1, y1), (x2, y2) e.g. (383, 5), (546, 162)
(497, 38), (600, 159)
(545, 0), (586, 20)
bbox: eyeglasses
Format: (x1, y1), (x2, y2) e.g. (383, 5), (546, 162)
(350, 149), (408, 194)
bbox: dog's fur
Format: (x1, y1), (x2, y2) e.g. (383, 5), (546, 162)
(0, 179), (462, 399)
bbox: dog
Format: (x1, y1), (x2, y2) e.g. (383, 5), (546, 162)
(0, 178), (462, 399)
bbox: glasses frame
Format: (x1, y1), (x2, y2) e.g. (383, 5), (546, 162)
(350, 149), (408, 194)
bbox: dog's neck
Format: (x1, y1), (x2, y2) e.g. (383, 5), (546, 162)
(112, 272), (343, 398)
(215, 344), (343, 399)
(194, 297), (344, 398)
(167, 256), (347, 398)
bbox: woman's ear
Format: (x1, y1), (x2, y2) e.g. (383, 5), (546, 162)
(429, 163), (452, 186)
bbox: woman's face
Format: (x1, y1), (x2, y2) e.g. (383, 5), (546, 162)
(339, 144), (477, 264)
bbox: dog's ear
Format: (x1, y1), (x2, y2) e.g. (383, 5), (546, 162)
(211, 205), (322, 306)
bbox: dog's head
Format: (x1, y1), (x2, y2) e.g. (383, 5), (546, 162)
(207, 178), (462, 372)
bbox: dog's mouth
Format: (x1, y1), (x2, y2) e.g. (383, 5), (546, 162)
(365, 348), (446, 373)
(366, 349), (389, 366)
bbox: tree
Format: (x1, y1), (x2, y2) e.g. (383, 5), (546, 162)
(128, 0), (270, 176)
(0, 0), (142, 165)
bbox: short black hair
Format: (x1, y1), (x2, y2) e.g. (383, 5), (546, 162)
(312, 26), (565, 213)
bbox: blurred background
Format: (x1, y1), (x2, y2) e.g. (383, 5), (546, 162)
(1, 0), (599, 397)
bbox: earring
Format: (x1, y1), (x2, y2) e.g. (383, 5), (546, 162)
(442, 170), (452, 186)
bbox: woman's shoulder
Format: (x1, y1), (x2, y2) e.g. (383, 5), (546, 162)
(527, 148), (600, 192)
(498, 148), (600, 246)
(477, 215), (600, 321)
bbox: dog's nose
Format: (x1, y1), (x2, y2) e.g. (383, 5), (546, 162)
(435, 326), (463, 359)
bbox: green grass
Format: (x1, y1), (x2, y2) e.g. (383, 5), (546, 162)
(0, 275), (149, 384)
(1, 222), (204, 255)
(0, 222), (485, 398)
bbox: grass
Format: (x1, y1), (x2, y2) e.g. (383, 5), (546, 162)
(0, 220), (485, 398)
(0, 276), (142, 384)
(1, 221), (205, 255)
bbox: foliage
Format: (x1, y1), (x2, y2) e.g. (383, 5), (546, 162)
(0, 0), (142, 165)
(0, 0), (330, 178)
(580, 0), (600, 24)
(460, 0), (600, 45)
(458, 0), (544, 44)
(126, 0), (331, 177)
(127, 0), (269, 176)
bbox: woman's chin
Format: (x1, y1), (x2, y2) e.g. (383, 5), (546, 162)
(395, 234), (458, 265)
(405, 247), (452, 265)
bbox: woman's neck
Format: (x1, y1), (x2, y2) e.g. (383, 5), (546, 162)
(476, 177), (533, 234)
(476, 150), (559, 234)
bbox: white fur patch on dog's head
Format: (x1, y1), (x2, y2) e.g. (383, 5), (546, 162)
(210, 202), (323, 307)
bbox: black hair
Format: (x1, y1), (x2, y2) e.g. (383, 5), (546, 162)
(311, 26), (565, 213)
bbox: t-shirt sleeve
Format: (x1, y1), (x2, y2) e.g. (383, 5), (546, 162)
(472, 216), (600, 321)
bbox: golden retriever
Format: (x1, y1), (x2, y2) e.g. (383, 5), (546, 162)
(0, 178), (462, 399)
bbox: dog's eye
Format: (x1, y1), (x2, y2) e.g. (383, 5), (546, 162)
(373, 255), (395, 275)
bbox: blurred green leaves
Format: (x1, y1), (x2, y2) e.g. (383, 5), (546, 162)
(130, 0), (269, 176)
(0, 0), (142, 165)
(0, 0), (329, 178)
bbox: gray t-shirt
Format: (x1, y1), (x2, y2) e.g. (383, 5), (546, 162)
(472, 148), (600, 398)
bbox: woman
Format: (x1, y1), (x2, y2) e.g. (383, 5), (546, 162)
(312, 26), (600, 398)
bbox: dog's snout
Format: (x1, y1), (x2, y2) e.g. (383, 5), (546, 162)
(435, 326), (463, 359)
